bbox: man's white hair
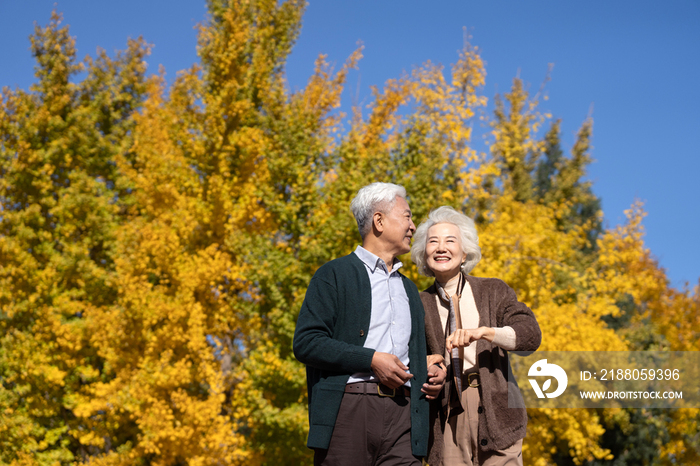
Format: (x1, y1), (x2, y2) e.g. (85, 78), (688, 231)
(350, 182), (407, 238)
(411, 206), (481, 276)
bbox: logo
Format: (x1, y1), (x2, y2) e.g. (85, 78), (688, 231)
(528, 359), (568, 398)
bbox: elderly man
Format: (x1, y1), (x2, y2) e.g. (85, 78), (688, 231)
(294, 182), (446, 466)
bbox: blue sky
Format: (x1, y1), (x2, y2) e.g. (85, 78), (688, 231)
(1, 1), (698, 288)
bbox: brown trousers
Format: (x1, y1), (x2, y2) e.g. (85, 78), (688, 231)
(442, 377), (523, 466)
(314, 391), (421, 466)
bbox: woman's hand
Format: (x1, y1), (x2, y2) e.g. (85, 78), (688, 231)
(446, 327), (496, 352)
(422, 355), (447, 400)
(426, 354), (444, 368)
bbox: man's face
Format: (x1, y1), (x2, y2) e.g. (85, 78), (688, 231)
(381, 196), (416, 256)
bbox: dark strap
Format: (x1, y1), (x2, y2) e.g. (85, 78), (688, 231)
(344, 382), (410, 397)
(436, 274), (466, 394)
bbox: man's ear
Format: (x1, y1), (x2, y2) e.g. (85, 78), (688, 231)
(372, 211), (384, 233)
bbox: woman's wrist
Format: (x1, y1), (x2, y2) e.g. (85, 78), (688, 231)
(480, 326), (496, 342)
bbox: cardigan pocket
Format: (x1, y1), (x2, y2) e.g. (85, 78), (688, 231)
(310, 382), (346, 427)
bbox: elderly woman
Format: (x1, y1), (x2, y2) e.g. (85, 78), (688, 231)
(411, 206), (541, 466)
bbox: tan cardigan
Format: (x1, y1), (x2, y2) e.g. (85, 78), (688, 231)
(421, 274), (541, 465)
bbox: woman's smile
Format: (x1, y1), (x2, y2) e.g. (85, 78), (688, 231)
(425, 223), (466, 282)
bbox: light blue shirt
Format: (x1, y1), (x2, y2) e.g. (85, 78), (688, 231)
(347, 245), (412, 386)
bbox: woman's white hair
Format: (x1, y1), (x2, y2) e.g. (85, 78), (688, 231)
(411, 206), (482, 277)
(350, 182), (407, 238)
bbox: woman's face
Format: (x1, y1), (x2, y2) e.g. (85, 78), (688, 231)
(425, 223), (467, 282)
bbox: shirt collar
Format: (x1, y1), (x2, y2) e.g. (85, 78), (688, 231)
(354, 245), (403, 274)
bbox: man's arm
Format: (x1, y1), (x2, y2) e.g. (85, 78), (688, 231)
(293, 275), (376, 374)
(294, 272), (416, 388)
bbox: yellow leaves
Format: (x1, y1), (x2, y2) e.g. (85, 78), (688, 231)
(3, 1), (697, 464)
(477, 196), (580, 284)
(489, 77), (553, 202)
(451, 42), (487, 102)
(362, 76), (414, 148)
(411, 48), (486, 149)
(526, 409), (611, 465)
(8, 452), (42, 466)
(125, 78), (201, 221)
(652, 284), (700, 351)
(659, 409), (700, 465)
(230, 342), (310, 464)
(76, 317), (246, 462)
(593, 201), (666, 305)
(302, 47), (362, 118)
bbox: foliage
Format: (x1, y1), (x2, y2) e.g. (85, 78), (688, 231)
(1, 2), (697, 465)
(0, 10), (148, 464)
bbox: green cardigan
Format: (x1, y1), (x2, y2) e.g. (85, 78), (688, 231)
(293, 253), (429, 456)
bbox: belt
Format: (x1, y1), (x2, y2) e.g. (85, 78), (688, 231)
(344, 382), (411, 398)
(461, 371), (480, 388)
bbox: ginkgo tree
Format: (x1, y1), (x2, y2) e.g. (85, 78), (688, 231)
(1, 1), (697, 465)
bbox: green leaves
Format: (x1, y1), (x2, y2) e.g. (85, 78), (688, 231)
(1, 2), (697, 465)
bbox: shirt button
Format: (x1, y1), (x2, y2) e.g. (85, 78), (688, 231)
(481, 439), (488, 446)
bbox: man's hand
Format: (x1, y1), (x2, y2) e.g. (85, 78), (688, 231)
(371, 352), (413, 389)
(446, 327), (496, 352)
(422, 359), (446, 400)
